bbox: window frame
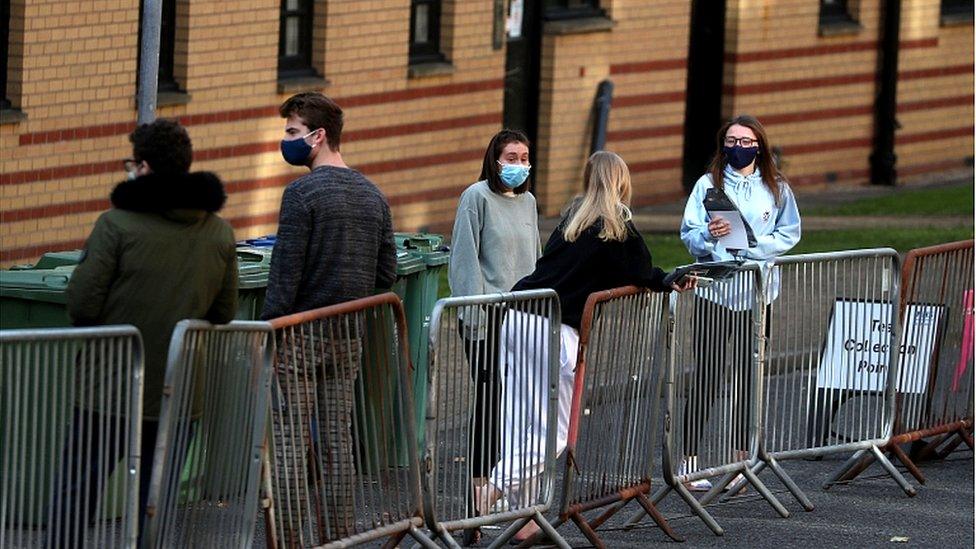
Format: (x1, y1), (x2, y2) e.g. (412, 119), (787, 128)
(543, 0), (604, 21)
(409, 0), (445, 65)
(278, 0), (316, 78)
(819, 0), (856, 26)
(941, 0), (974, 18)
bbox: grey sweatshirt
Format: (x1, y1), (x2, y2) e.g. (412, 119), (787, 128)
(449, 180), (541, 334)
(261, 165), (397, 320)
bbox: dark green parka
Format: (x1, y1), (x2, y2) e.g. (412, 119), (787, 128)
(67, 171), (238, 419)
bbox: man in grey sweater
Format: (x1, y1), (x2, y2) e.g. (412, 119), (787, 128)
(262, 92), (396, 543)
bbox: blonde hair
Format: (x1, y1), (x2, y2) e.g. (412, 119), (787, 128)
(562, 151), (633, 242)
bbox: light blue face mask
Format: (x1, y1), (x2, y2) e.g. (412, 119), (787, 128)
(497, 161), (531, 189)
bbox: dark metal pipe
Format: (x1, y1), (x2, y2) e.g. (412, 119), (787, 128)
(137, 0), (163, 124)
(870, 0), (902, 186)
(589, 79), (614, 155)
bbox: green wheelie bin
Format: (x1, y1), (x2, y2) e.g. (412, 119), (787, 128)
(355, 249), (425, 470)
(393, 233), (449, 456)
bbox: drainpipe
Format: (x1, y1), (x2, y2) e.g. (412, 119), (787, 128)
(590, 79), (614, 154)
(137, 0), (162, 124)
(870, 0), (901, 186)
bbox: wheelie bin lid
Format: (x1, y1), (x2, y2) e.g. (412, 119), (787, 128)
(9, 250), (84, 270)
(396, 250), (425, 276)
(0, 266), (75, 304)
(396, 233), (449, 267)
(395, 233), (444, 253)
(237, 247), (272, 290)
(242, 235), (277, 247)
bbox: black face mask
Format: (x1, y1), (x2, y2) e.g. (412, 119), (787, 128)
(723, 145), (759, 170)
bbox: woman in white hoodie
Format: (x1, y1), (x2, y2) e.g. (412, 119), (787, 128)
(678, 115), (801, 490)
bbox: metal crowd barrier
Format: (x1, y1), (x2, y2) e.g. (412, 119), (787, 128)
(423, 290), (569, 548)
(855, 240), (974, 485)
(263, 293), (434, 548)
(143, 320), (274, 548)
(735, 248), (916, 502)
(1, 325), (144, 549)
(628, 265), (789, 535)
(547, 287), (681, 547)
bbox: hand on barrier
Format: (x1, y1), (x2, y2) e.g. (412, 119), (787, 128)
(670, 275), (698, 292)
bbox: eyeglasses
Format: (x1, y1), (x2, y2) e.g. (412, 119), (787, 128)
(122, 158), (139, 172)
(724, 136), (758, 148)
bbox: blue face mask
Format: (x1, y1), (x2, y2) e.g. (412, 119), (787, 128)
(723, 145), (759, 170)
(280, 130), (318, 166)
(497, 161), (531, 189)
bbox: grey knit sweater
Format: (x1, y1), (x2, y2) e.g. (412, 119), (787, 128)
(261, 165), (397, 320)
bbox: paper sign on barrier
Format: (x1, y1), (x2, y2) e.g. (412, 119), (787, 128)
(815, 299), (942, 394)
(896, 303), (944, 394)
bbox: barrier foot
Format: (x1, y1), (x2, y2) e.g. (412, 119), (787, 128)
(570, 511), (607, 549)
(888, 443), (926, 485)
(936, 431), (967, 459)
(741, 466), (789, 518)
(823, 449), (871, 490)
(516, 515), (566, 549)
(674, 483), (724, 536)
(624, 484), (671, 529)
(711, 462), (765, 505)
(871, 445), (917, 497)
(488, 518), (531, 549)
(701, 470), (736, 506)
(492, 513), (569, 549)
(766, 456), (814, 511)
(531, 511), (571, 549)
(383, 530), (408, 549)
(430, 524), (462, 549)
(406, 524), (442, 549)
(960, 428), (975, 451)
(635, 493), (684, 542)
(588, 499), (629, 531)
(914, 432), (953, 462)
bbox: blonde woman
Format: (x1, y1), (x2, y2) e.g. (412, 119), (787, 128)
(477, 151), (692, 540)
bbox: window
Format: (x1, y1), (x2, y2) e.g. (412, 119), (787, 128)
(819, 0), (855, 25)
(941, 0), (974, 18)
(1, 0), (10, 110)
(544, 0), (603, 20)
(157, 0), (177, 92)
(279, 0), (315, 77)
(410, 0), (444, 64)
(137, 0), (180, 93)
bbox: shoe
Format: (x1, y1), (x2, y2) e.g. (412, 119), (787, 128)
(678, 456), (713, 491)
(510, 520), (542, 545)
(685, 478), (714, 492)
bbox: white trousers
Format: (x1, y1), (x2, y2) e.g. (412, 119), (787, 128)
(489, 310), (579, 509)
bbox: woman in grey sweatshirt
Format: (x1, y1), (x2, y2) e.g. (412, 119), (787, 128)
(448, 129), (541, 538)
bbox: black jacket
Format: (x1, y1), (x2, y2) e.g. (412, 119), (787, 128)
(513, 218), (669, 330)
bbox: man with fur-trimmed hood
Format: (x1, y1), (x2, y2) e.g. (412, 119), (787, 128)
(55, 118), (237, 545)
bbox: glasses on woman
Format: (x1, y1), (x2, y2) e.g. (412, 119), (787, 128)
(724, 136), (758, 148)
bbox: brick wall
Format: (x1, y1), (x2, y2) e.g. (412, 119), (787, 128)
(1, 1), (972, 267)
(1, 0), (504, 265)
(534, 0), (691, 216)
(897, 0), (974, 177)
(723, 0), (972, 188)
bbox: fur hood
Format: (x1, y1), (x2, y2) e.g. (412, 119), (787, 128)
(110, 171), (227, 213)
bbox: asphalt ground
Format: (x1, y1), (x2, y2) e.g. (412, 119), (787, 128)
(519, 447), (974, 548)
